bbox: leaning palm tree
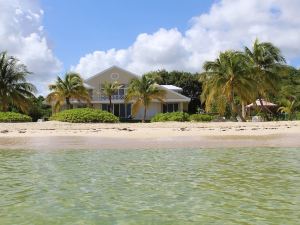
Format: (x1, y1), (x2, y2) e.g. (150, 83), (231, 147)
(102, 81), (122, 113)
(125, 74), (166, 122)
(201, 51), (256, 122)
(46, 72), (90, 112)
(0, 51), (36, 112)
(245, 38), (286, 119)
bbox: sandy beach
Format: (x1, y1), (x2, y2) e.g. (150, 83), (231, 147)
(0, 121), (299, 149)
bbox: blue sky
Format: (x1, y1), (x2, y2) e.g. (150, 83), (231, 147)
(1, 0), (300, 93)
(41, 0), (213, 70)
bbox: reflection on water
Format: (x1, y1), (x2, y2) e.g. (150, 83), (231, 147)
(0, 148), (300, 224)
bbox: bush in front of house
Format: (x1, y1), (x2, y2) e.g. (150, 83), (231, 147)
(0, 112), (32, 122)
(296, 112), (300, 120)
(189, 114), (213, 122)
(151, 112), (190, 122)
(50, 108), (119, 123)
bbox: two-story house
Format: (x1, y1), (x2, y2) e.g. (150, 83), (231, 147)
(74, 66), (190, 120)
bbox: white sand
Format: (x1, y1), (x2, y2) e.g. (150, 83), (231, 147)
(0, 121), (299, 137)
(0, 121), (299, 149)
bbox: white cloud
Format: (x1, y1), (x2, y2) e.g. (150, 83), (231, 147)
(0, 0), (62, 94)
(73, 0), (300, 78)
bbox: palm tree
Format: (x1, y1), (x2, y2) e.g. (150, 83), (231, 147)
(0, 51), (36, 112)
(278, 97), (299, 120)
(102, 81), (122, 113)
(201, 51), (256, 122)
(125, 74), (166, 122)
(245, 38), (286, 119)
(46, 72), (90, 112)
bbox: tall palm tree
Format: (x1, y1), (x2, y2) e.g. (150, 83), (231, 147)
(0, 51), (36, 112)
(125, 74), (166, 122)
(201, 51), (256, 122)
(46, 72), (90, 112)
(102, 81), (122, 113)
(245, 38), (286, 119)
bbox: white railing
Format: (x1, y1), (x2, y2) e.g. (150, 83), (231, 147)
(92, 95), (125, 101)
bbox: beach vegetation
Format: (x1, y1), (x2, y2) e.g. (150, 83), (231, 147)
(245, 39), (286, 120)
(200, 50), (255, 122)
(125, 74), (166, 122)
(46, 72), (91, 112)
(0, 51), (36, 113)
(151, 112), (190, 122)
(189, 114), (213, 122)
(0, 112), (32, 122)
(102, 81), (122, 113)
(50, 108), (119, 123)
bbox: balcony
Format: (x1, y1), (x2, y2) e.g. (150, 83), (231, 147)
(92, 95), (125, 101)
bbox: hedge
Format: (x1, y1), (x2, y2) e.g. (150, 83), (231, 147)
(189, 114), (213, 122)
(0, 112), (32, 122)
(50, 108), (119, 123)
(150, 112), (190, 122)
(296, 112), (300, 120)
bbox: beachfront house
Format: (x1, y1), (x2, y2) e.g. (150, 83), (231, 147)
(72, 66), (190, 120)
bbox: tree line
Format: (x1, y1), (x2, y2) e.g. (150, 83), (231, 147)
(0, 38), (299, 121)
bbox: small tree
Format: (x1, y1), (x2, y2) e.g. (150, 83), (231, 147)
(125, 75), (166, 122)
(46, 72), (90, 112)
(102, 81), (122, 113)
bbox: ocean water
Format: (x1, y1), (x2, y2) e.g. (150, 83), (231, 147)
(0, 148), (299, 225)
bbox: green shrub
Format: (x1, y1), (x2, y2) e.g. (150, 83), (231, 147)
(151, 112), (190, 122)
(189, 114), (213, 122)
(296, 112), (300, 120)
(0, 112), (32, 122)
(50, 108), (119, 123)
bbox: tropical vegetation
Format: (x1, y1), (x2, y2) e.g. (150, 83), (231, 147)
(189, 114), (213, 122)
(125, 74), (166, 122)
(102, 81), (122, 112)
(50, 108), (119, 123)
(0, 112), (32, 122)
(200, 39), (300, 121)
(151, 112), (190, 122)
(46, 72), (90, 112)
(0, 51), (36, 113)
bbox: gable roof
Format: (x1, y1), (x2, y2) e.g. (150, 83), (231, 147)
(85, 65), (139, 82)
(158, 85), (190, 102)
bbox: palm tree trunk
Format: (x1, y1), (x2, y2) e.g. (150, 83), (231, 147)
(1, 103), (8, 112)
(258, 97), (271, 121)
(230, 101), (246, 122)
(109, 96), (112, 113)
(66, 97), (71, 110)
(143, 106), (147, 123)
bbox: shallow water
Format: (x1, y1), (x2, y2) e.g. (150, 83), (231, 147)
(0, 148), (300, 225)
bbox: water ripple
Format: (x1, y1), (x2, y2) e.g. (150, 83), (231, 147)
(0, 148), (300, 224)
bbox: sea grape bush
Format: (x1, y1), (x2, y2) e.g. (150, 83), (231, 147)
(50, 108), (119, 123)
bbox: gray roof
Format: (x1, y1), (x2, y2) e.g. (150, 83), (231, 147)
(160, 85), (183, 92)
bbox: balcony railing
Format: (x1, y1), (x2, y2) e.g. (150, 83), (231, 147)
(92, 95), (125, 101)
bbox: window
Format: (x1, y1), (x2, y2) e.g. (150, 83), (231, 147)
(102, 104), (108, 111)
(163, 103), (179, 113)
(120, 104), (125, 118)
(102, 103), (132, 118)
(114, 104), (120, 117)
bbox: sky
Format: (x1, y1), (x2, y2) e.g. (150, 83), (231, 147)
(0, 0), (300, 94)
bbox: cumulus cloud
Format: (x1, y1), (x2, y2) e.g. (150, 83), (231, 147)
(72, 0), (300, 78)
(0, 0), (62, 94)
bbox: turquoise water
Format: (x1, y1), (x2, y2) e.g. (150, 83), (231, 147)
(0, 148), (300, 225)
